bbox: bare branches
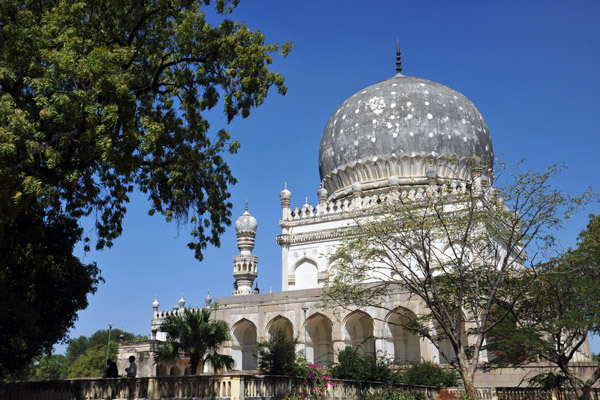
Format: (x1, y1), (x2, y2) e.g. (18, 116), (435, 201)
(324, 160), (592, 396)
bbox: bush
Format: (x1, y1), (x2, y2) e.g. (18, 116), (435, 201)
(399, 361), (458, 387)
(298, 361), (335, 400)
(330, 346), (398, 383)
(360, 387), (428, 400)
(256, 329), (302, 376)
(527, 371), (570, 390)
(435, 389), (457, 400)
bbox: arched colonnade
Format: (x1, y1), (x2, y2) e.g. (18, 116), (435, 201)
(229, 307), (425, 371)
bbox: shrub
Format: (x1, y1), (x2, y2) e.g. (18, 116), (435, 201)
(330, 346), (398, 383)
(298, 361), (334, 400)
(360, 387), (429, 400)
(527, 370), (570, 390)
(257, 329), (302, 376)
(399, 361), (458, 387)
(435, 389), (457, 400)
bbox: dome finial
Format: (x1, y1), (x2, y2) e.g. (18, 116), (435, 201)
(245, 199), (248, 212)
(396, 39), (402, 75)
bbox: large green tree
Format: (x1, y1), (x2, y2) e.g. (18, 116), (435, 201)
(31, 354), (69, 381)
(485, 214), (600, 400)
(0, 0), (290, 379)
(324, 162), (590, 397)
(65, 328), (146, 377)
(155, 308), (234, 374)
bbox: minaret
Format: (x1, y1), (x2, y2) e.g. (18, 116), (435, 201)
(233, 202), (258, 295)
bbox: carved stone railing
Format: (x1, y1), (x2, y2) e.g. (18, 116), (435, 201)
(496, 387), (600, 400)
(282, 181), (472, 223)
(3, 375), (598, 400)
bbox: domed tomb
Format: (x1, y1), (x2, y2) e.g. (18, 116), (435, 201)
(318, 70), (493, 199)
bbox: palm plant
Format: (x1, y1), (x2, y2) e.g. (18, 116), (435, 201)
(154, 308), (234, 375)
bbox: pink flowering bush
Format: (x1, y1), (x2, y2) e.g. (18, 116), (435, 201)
(298, 361), (335, 400)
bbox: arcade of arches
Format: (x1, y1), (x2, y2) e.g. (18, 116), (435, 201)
(226, 307), (428, 371)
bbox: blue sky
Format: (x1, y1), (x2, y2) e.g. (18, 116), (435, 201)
(58, 0), (600, 355)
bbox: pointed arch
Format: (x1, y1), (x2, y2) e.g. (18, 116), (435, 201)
(306, 312), (334, 366)
(342, 310), (375, 357)
(266, 315), (294, 339)
(231, 318), (257, 371)
(384, 307), (420, 364)
(434, 310), (469, 365)
(294, 258), (319, 290)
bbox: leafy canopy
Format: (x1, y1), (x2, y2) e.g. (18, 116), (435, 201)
(31, 354), (69, 381)
(0, 0), (291, 258)
(64, 328), (145, 378)
(485, 214), (600, 400)
(0, 0), (290, 379)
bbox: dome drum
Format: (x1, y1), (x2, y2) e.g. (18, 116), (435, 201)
(322, 154), (474, 201)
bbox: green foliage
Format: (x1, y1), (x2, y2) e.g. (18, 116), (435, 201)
(65, 329), (143, 366)
(527, 371), (570, 390)
(257, 329), (301, 376)
(359, 388), (428, 400)
(0, 212), (101, 381)
(64, 328), (145, 378)
(0, 0), (290, 258)
(0, 0), (290, 378)
(592, 353), (598, 362)
(330, 346), (397, 383)
(31, 354), (69, 381)
(68, 344), (108, 378)
(399, 361), (458, 387)
(155, 308), (234, 374)
(485, 214), (600, 399)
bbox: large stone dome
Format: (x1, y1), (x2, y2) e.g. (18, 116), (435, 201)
(318, 73), (493, 198)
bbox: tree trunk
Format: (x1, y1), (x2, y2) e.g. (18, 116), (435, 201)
(557, 359), (584, 400)
(579, 386), (592, 400)
(457, 364), (477, 398)
(191, 355), (200, 375)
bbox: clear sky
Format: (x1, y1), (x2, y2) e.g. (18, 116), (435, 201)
(57, 0), (600, 355)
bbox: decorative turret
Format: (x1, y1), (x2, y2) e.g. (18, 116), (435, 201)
(152, 295), (159, 312)
(233, 202), (259, 295)
(317, 184), (328, 213)
(205, 290), (212, 308)
(280, 183), (291, 219)
(178, 294), (185, 310)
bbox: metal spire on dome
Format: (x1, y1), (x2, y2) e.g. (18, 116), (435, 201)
(245, 199), (248, 212)
(396, 39), (402, 75)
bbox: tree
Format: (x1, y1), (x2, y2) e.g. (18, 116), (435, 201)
(324, 162), (590, 397)
(0, 0), (290, 378)
(256, 328), (301, 376)
(485, 214), (600, 400)
(154, 308), (234, 374)
(31, 354), (69, 381)
(68, 344), (108, 378)
(65, 328), (146, 377)
(0, 212), (101, 381)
